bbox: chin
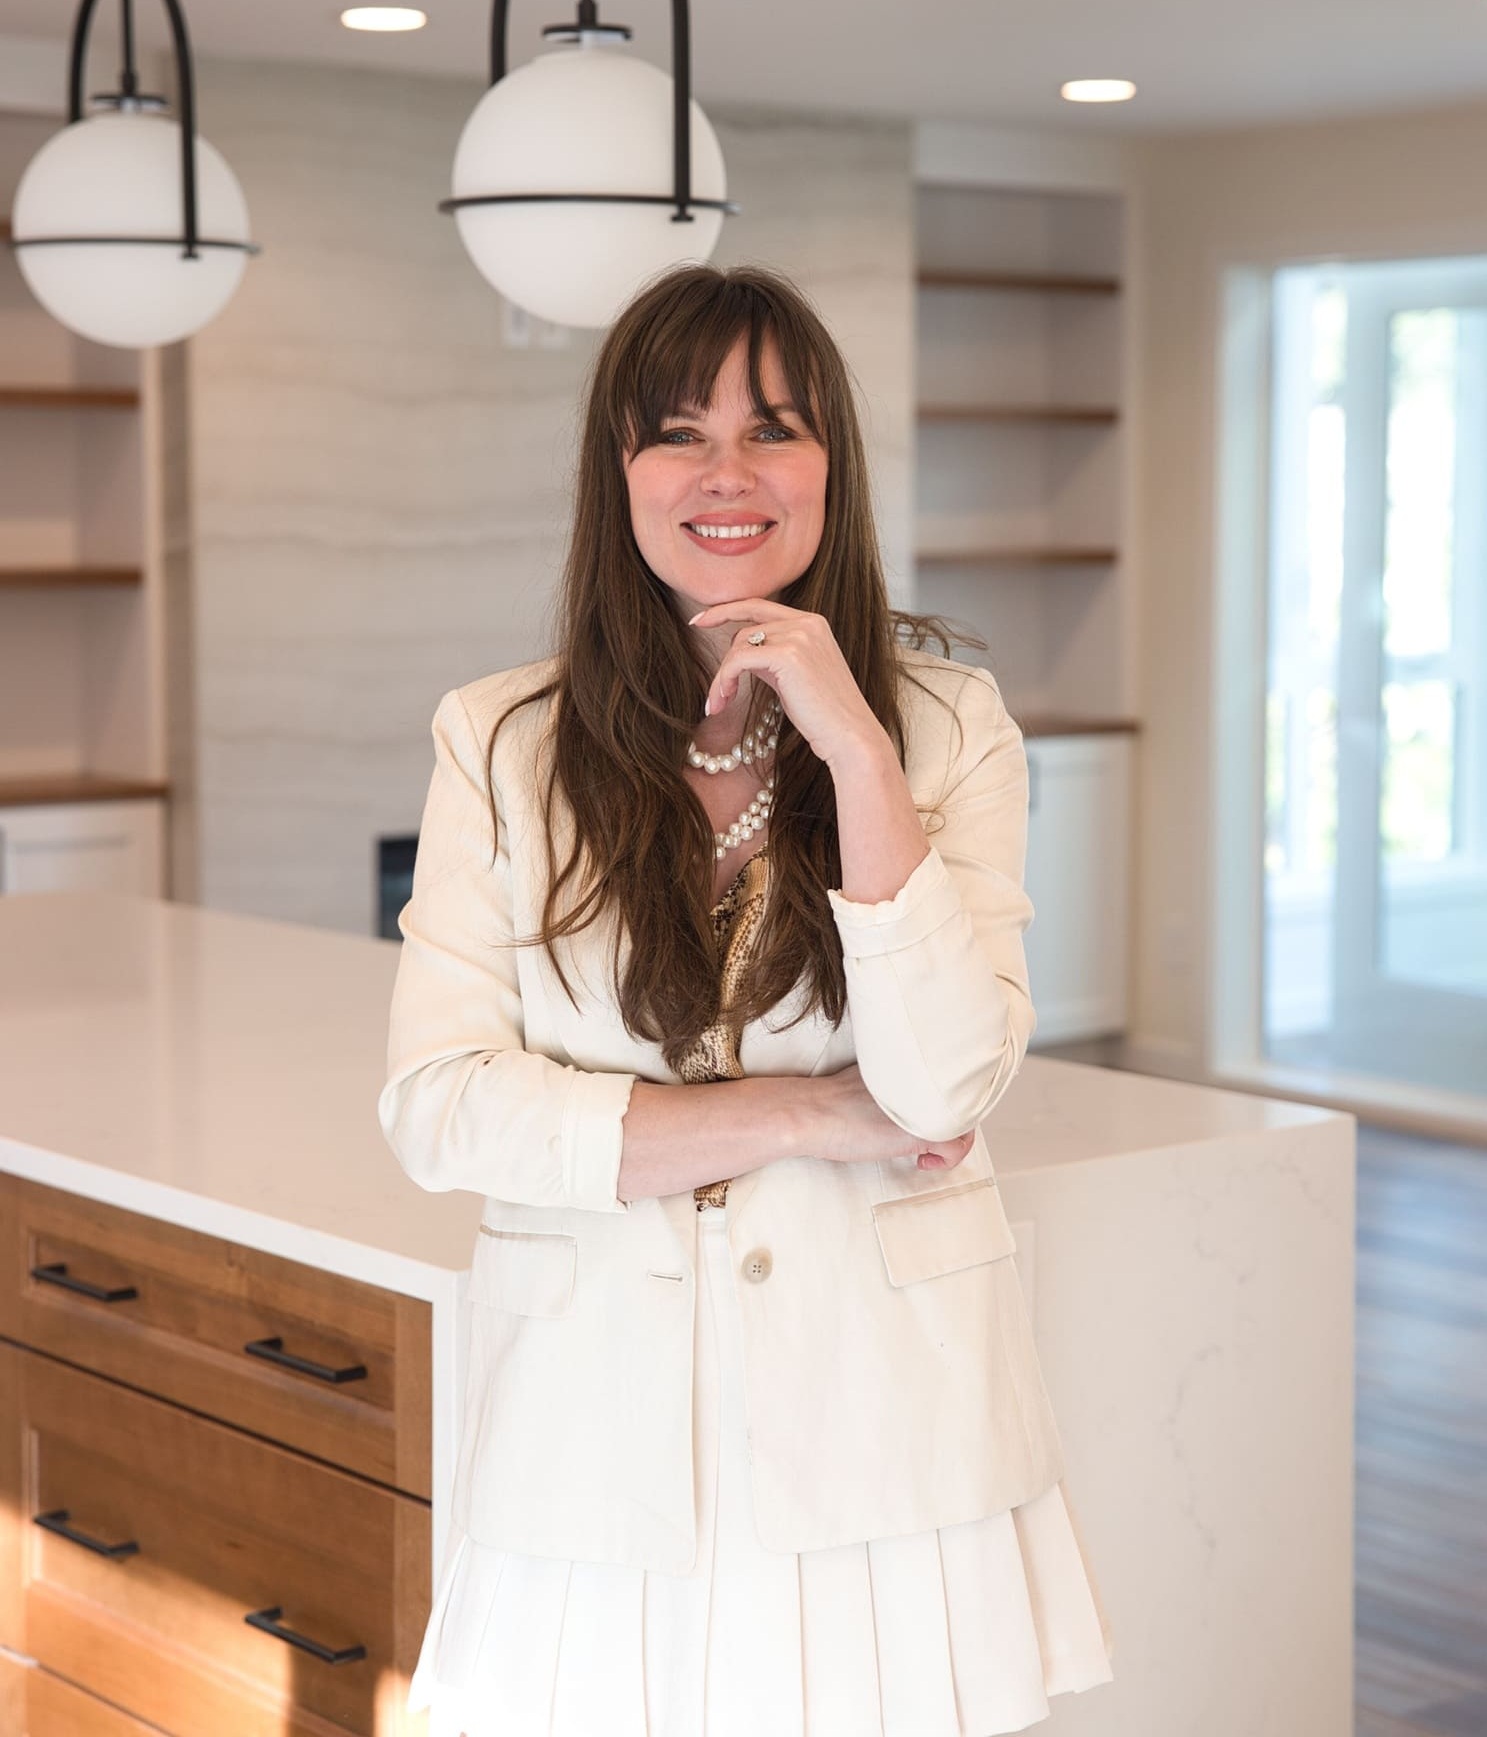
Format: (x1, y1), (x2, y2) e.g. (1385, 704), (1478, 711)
(686, 568), (790, 597)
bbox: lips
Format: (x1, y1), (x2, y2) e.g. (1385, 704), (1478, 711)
(681, 517), (777, 554)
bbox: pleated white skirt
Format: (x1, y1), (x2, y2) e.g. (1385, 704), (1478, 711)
(409, 1207), (1115, 1737)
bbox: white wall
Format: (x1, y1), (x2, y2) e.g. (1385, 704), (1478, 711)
(176, 58), (912, 934)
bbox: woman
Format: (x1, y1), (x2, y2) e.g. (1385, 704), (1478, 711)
(379, 263), (1114, 1736)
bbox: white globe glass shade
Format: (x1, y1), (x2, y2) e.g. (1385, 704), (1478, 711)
(12, 110), (253, 349)
(450, 43), (727, 329)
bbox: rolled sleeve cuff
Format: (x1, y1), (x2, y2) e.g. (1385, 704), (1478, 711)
(558, 1067), (639, 1212)
(826, 847), (961, 959)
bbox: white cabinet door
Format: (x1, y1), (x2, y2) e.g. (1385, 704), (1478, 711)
(0, 800), (165, 897)
(1022, 735), (1131, 1043)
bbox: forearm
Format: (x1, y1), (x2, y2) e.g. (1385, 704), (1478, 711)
(616, 1075), (816, 1204)
(826, 729), (931, 904)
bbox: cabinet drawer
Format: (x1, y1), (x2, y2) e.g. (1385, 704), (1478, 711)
(0, 1341), (429, 1737)
(0, 799), (164, 899)
(0, 1176), (431, 1500)
(0, 1649), (172, 1736)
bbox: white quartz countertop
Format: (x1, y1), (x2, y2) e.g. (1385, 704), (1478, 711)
(0, 893), (1343, 1296)
(0, 891), (483, 1297)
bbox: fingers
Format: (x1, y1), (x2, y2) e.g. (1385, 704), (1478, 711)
(916, 1130), (975, 1170)
(703, 631), (765, 717)
(917, 1149), (958, 1170)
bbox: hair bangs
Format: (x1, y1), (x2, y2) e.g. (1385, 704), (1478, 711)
(612, 279), (827, 455)
(743, 304), (827, 444)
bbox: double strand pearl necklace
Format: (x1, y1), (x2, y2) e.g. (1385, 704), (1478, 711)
(686, 697), (783, 861)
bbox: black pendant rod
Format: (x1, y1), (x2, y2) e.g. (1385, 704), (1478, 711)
(486, 0), (698, 221)
(65, 0), (105, 117)
(67, 0), (201, 258)
(119, 0), (138, 99)
(489, 0), (508, 83)
(669, 0), (691, 225)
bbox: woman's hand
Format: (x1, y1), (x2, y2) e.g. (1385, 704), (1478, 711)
(806, 1063), (976, 1172)
(689, 597), (887, 770)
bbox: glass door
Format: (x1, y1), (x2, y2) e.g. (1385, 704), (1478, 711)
(1264, 257), (1487, 1097)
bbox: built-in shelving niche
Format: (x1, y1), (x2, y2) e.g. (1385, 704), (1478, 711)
(0, 108), (165, 806)
(914, 182), (1132, 734)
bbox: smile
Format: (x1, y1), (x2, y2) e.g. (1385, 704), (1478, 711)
(683, 521), (773, 540)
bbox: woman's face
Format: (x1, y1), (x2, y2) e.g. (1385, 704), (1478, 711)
(624, 333), (828, 625)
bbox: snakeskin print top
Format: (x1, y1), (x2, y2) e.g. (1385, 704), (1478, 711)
(679, 844), (772, 1211)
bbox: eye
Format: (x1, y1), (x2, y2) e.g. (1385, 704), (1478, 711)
(657, 427), (697, 446)
(755, 423), (795, 442)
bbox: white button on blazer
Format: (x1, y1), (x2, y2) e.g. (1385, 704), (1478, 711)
(378, 647), (1066, 1573)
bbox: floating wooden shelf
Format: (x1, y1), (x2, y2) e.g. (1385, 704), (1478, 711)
(0, 385), (140, 410)
(0, 772), (169, 808)
(0, 566), (143, 588)
(1016, 714), (1140, 739)
(916, 547), (1118, 567)
(917, 269), (1121, 296)
(919, 404), (1119, 425)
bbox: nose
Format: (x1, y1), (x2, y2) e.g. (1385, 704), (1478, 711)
(699, 438), (756, 497)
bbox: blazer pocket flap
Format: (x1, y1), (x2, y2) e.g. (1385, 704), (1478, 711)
(872, 1179), (1017, 1288)
(470, 1227), (577, 1317)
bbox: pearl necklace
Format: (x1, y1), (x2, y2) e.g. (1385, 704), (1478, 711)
(686, 698), (782, 861)
(685, 697), (782, 775)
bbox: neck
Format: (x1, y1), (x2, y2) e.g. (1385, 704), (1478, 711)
(695, 680), (774, 749)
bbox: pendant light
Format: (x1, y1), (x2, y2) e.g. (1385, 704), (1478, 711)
(441, 0), (737, 329)
(8, 0), (258, 350)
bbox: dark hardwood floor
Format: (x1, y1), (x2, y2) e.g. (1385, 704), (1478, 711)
(1354, 1122), (1487, 1737)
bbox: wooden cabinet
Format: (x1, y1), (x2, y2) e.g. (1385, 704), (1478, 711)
(0, 1173), (432, 1735)
(0, 1178), (432, 1498)
(0, 1649), (167, 1736)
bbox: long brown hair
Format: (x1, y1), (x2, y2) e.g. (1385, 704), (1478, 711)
(482, 263), (988, 1073)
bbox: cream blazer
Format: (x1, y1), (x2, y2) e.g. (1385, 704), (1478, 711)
(378, 646), (1066, 1573)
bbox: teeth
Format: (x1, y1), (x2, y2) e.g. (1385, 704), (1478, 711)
(688, 523), (769, 539)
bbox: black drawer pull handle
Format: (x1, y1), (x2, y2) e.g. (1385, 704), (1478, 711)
(33, 1508), (140, 1559)
(245, 1606), (368, 1665)
(31, 1261), (139, 1304)
(243, 1336), (368, 1385)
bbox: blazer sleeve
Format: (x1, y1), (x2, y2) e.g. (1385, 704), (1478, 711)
(824, 664), (1037, 1143)
(377, 686), (638, 1213)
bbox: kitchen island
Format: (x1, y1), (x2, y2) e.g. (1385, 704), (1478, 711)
(0, 892), (1355, 1736)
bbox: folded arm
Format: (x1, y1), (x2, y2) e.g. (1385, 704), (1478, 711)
(824, 664), (1037, 1142)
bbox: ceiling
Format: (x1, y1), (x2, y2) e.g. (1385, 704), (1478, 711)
(3, 0), (1487, 136)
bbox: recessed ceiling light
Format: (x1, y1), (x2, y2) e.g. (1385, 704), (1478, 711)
(1060, 78), (1136, 104)
(340, 6), (428, 30)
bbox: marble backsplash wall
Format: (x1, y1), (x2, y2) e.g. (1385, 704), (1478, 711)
(177, 57), (913, 934)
